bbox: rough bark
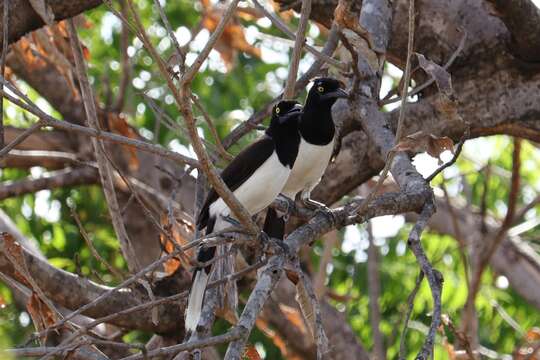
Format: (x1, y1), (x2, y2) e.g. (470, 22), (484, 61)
(0, 232), (184, 333)
(0, 0), (103, 48)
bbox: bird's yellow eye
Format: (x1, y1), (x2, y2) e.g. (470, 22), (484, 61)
(275, 107), (280, 114)
(317, 86), (324, 93)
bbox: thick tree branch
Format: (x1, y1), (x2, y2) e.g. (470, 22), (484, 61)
(0, 232), (180, 333)
(0, 0), (103, 48)
(486, 0), (540, 62)
(0, 166), (98, 200)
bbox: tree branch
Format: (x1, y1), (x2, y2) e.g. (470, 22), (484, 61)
(283, 0), (312, 99)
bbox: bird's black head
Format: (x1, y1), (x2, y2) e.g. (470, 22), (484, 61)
(272, 100), (302, 120)
(266, 100), (301, 140)
(267, 100), (302, 168)
(305, 77), (348, 108)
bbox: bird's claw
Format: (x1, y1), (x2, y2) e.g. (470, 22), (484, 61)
(222, 215), (241, 227)
(277, 194), (295, 221)
(260, 231), (289, 255)
(303, 199), (336, 226)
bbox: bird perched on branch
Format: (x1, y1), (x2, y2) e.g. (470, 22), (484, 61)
(185, 100), (302, 336)
(265, 78), (348, 238)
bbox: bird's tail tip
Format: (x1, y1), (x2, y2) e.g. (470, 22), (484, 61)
(184, 268), (209, 334)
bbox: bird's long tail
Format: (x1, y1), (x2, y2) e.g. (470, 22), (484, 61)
(185, 246), (215, 335)
(263, 207), (285, 240)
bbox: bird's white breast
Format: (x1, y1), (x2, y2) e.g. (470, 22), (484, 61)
(209, 151), (291, 231)
(282, 137), (334, 199)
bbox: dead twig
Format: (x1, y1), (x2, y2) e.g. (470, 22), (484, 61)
(367, 221), (385, 360)
(399, 272), (424, 360)
(70, 207), (126, 280)
(0, 83), (199, 168)
(68, 18), (141, 273)
(381, 31), (467, 106)
(191, 94), (233, 162)
(0, 0), (8, 150)
(251, 0), (345, 71)
(426, 127), (469, 182)
(283, 0), (312, 99)
(407, 204), (442, 360)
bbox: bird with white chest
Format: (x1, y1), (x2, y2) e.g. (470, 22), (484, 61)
(282, 77), (348, 208)
(264, 78), (348, 240)
(185, 100), (302, 336)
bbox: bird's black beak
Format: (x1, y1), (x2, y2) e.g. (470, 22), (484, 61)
(278, 108), (302, 124)
(321, 88), (349, 100)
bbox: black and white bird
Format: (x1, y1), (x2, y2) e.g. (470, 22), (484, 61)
(185, 100), (302, 335)
(264, 78), (348, 237)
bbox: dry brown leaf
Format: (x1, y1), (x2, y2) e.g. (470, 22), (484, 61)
(1, 233), (31, 287)
(12, 38), (47, 71)
(255, 318), (303, 360)
(106, 113), (140, 171)
(278, 303), (308, 335)
(201, 2), (261, 70)
(526, 327), (540, 342)
(416, 53), (453, 98)
(442, 338), (457, 360)
(243, 344), (262, 360)
(33, 29), (79, 98)
(285, 268), (299, 284)
(394, 131), (455, 165)
(159, 213), (194, 275)
(29, 0), (55, 25)
(26, 292), (57, 343)
(334, 0), (363, 34)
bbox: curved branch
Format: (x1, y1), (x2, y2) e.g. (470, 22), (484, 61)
(0, 232), (182, 333)
(486, 0), (540, 62)
(0, 166), (98, 200)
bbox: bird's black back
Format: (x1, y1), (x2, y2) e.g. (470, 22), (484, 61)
(197, 104), (301, 231)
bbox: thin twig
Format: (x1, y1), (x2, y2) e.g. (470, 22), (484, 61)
(283, 0), (312, 99)
(68, 18), (141, 273)
(465, 137), (522, 327)
(70, 207), (125, 280)
(181, 0), (241, 85)
(251, 0), (345, 71)
(399, 272), (424, 360)
(367, 221), (385, 360)
(381, 31), (467, 106)
(112, 0), (131, 112)
(121, 327), (245, 360)
(0, 0), (8, 150)
(426, 127), (469, 182)
(407, 204), (442, 360)
(0, 83), (198, 168)
(0, 120), (46, 159)
(191, 94), (233, 161)
(152, 0), (186, 74)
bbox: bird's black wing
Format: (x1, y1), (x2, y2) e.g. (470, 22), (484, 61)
(197, 136), (275, 230)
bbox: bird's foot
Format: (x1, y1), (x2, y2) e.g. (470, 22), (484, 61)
(303, 198), (337, 226)
(260, 231), (289, 256)
(277, 194), (295, 221)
